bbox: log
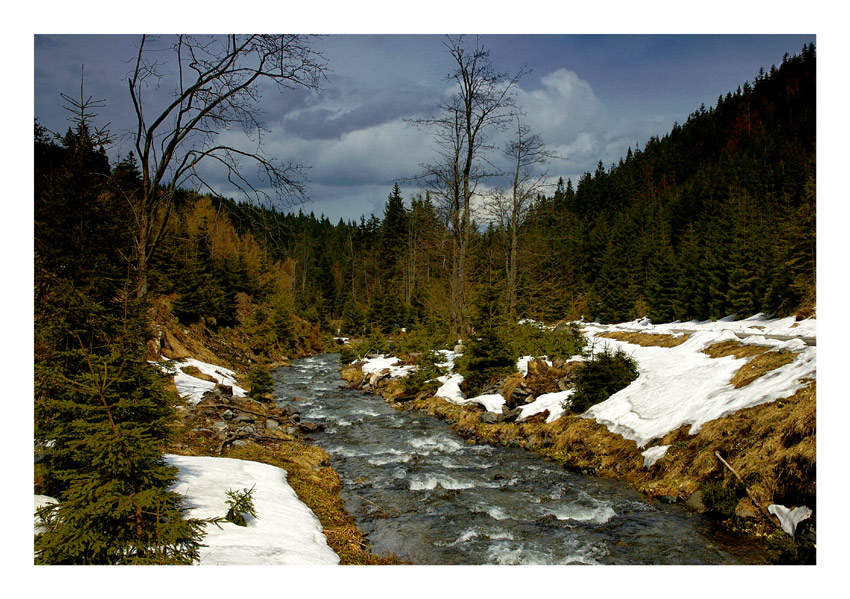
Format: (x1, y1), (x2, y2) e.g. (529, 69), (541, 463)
(715, 451), (779, 527)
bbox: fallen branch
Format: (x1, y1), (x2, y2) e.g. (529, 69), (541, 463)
(715, 451), (779, 527)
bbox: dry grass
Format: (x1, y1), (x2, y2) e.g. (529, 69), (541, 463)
(179, 365), (217, 383)
(730, 351), (796, 388)
(598, 331), (690, 347)
(702, 340), (771, 359)
(702, 340), (799, 388)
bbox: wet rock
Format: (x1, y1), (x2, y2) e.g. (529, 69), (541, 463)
(493, 473), (508, 481)
(657, 495), (679, 505)
(298, 421), (325, 434)
(535, 514), (563, 528)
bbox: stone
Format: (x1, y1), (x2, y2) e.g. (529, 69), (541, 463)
(234, 413), (254, 424)
(285, 426), (299, 436)
(734, 498), (759, 523)
(212, 421), (228, 431)
(657, 495), (679, 505)
(215, 384), (234, 395)
(453, 344), (465, 354)
(479, 411), (504, 424)
(298, 421), (325, 434)
(685, 490), (705, 512)
(221, 409), (234, 420)
(265, 419), (280, 431)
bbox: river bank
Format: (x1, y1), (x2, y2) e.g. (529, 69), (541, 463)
(338, 318), (816, 563)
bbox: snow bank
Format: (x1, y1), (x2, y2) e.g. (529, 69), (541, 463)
(155, 358), (247, 405)
(433, 373), (505, 413)
(581, 317), (816, 447)
(641, 445), (670, 469)
(360, 355), (415, 378)
(166, 455), (339, 565)
(517, 390), (572, 423)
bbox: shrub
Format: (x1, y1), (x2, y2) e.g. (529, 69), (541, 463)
(339, 346), (359, 365)
(247, 365), (274, 398)
(507, 321), (585, 362)
(225, 486), (258, 527)
(401, 350), (444, 397)
(700, 480), (742, 520)
(455, 328), (515, 396)
(569, 347), (639, 413)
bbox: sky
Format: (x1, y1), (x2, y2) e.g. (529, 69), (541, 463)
(33, 32), (815, 223)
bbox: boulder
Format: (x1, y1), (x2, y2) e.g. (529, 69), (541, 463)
(734, 498), (759, 524)
(298, 421), (325, 434)
(215, 384), (234, 395)
(479, 411), (504, 424)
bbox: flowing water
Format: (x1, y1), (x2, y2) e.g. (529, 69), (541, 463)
(274, 354), (767, 565)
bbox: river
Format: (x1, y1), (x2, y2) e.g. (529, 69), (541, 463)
(274, 353), (767, 565)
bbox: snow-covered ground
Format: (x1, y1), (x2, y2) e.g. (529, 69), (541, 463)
(580, 315), (816, 448)
(153, 358), (247, 404)
(34, 456), (340, 565)
(357, 314), (816, 453)
(165, 455), (339, 565)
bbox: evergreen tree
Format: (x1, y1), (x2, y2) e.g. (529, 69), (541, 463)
(34, 114), (204, 564)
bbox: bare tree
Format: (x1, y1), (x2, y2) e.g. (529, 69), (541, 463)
(486, 117), (557, 321)
(126, 34), (326, 295)
(412, 36), (524, 339)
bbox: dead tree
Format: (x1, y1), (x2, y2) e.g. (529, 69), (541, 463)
(126, 34), (326, 296)
(411, 36), (524, 339)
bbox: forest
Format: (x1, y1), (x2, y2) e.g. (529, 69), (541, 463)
(33, 38), (815, 563)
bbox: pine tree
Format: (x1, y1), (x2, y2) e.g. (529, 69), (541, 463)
(34, 109), (204, 564)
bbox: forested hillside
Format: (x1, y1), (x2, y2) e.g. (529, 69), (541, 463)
(216, 44), (815, 336)
(33, 41), (815, 564)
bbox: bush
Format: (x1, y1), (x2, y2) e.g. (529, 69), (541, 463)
(225, 486), (257, 527)
(247, 365), (274, 398)
(455, 328), (515, 396)
(569, 347), (639, 413)
(700, 480), (743, 520)
(339, 346), (359, 365)
(507, 321), (585, 362)
(401, 350), (444, 397)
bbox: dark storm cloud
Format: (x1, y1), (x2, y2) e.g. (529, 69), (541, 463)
(33, 33), (816, 223)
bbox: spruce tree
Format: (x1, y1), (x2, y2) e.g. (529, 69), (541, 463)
(34, 110), (204, 564)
